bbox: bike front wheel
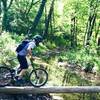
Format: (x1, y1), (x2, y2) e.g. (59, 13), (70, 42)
(29, 68), (48, 87)
(0, 67), (12, 86)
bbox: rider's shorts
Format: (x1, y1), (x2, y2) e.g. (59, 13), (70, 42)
(17, 55), (28, 69)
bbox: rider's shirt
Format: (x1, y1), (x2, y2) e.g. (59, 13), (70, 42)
(18, 40), (36, 56)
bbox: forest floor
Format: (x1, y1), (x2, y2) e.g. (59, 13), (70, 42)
(40, 47), (100, 86)
(0, 47), (100, 100)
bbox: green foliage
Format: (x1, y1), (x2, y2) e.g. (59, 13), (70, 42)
(0, 32), (17, 67)
(32, 43), (48, 56)
(0, 0), (100, 99)
(1, 0), (40, 34)
(44, 32), (71, 49)
(58, 47), (99, 70)
(11, 33), (25, 43)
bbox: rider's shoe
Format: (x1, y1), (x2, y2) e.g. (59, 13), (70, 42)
(15, 76), (23, 84)
(17, 67), (22, 74)
(14, 75), (19, 80)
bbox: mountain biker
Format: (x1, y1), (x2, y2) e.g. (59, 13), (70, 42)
(16, 34), (43, 81)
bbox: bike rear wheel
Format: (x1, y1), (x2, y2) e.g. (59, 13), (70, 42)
(29, 68), (48, 87)
(0, 67), (12, 86)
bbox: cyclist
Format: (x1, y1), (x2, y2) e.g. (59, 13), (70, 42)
(16, 35), (43, 81)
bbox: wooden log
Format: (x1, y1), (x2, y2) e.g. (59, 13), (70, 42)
(0, 86), (100, 94)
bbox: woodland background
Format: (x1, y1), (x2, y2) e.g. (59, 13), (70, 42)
(0, 0), (100, 99)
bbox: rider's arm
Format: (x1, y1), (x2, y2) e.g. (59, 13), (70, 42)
(27, 49), (33, 58)
(27, 41), (36, 59)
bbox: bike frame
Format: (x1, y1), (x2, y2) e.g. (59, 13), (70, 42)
(30, 58), (40, 70)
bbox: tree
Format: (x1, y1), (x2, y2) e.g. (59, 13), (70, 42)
(44, 0), (55, 38)
(28, 0), (47, 36)
(97, 37), (100, 55)
(84, 0), (99, 46)
(0, 1), (1, 14)
(70, 13), (77, 48)
(1, 0), (13, 30)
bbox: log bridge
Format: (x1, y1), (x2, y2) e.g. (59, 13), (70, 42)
(0, 86), (100, 94)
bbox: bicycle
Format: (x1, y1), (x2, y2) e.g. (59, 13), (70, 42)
(0, 57), (48, 87)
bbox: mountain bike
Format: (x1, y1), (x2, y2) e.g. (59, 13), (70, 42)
(0, 57), (48, 87)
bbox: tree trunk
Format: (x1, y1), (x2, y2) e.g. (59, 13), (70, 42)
(28, 0), (47, 36)
(0, 1), (1, 14)
(25, 0), (40, 16)
(97, 37), (100, 55)
(70, 14), (77, 48)
(1, 86), (100, 94)
(95, 21), (100, 39)
(2, 0), (7, 30)
(85, 13), (97, 45)
(0, 1), (2, 32)
(84, 0), (99, 46)
(1, 0), (13, 30)
(44, 0), (55, 38)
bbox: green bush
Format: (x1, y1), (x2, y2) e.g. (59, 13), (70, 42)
(0, 32), (18, 67)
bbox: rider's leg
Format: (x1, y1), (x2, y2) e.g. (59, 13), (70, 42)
(18, 69), (27, 78)
(17, 55), (28, 79)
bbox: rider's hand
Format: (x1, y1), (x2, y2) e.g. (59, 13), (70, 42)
(31, 56), (41, 60)
(30, 56), (35, 60)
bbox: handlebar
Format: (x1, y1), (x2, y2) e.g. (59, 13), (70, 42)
(30, 56), (41, 61)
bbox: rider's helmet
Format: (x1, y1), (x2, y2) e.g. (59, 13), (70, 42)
(33, 35), (43, 46)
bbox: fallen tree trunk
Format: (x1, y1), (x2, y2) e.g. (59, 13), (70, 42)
(0, 86), (100, 94)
